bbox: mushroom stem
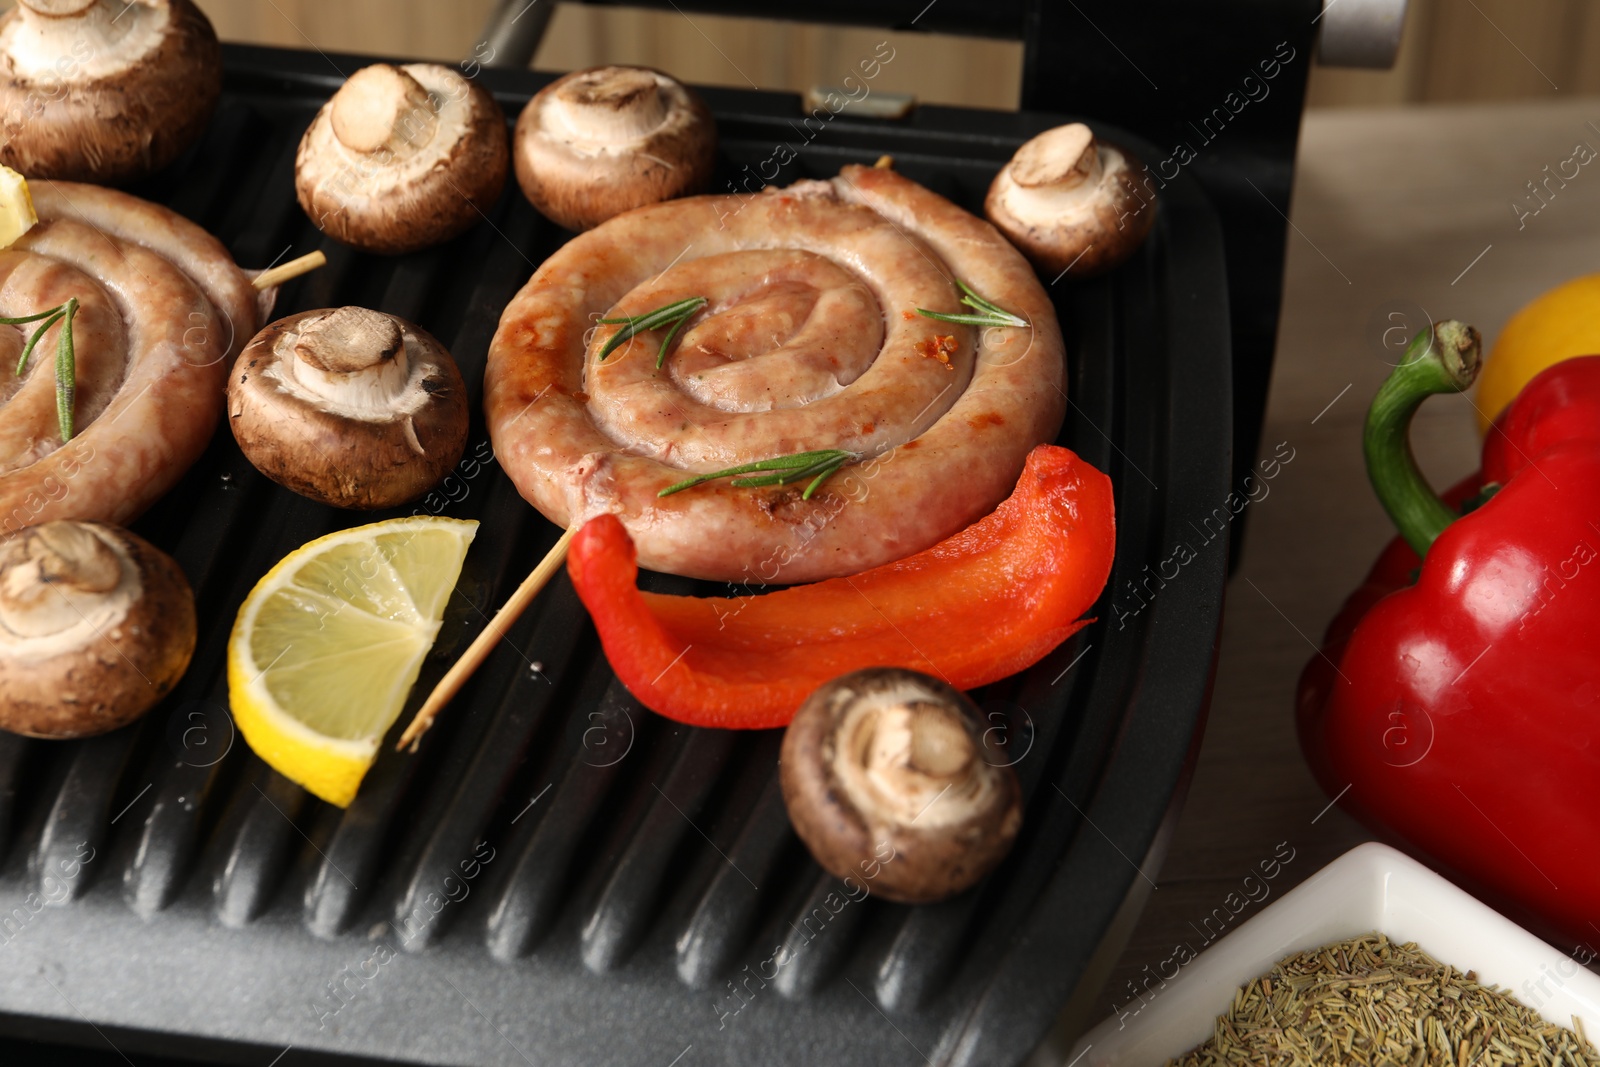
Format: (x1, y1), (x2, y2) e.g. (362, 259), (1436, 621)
(836, 684), (999, 831)
(0, 521), (134, 641)
(283, 306), (411, 411)
(330, 64), (440, 158)
(546, 67), (671, 144)
(1010, 123), (1102, 191)
(846, 698), (979, 827)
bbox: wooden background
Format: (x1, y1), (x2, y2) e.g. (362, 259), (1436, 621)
(179, 0), (1600, 111)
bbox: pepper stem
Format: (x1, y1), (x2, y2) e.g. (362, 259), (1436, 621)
(1362, 320), (1481, 558)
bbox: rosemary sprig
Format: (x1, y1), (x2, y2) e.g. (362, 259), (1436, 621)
(3, 296), (78, 441)
(915, 279), (1030, 328)
(658, 448), (857, 501)
(597, 295), (707, 367)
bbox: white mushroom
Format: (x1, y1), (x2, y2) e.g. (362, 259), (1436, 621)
(0, 521), (196, 738)
(985, 123), (1156, 280)
(513, 65), (716, 232)
(296, 62), (509, 255)
(227, 307), (469, 510)
(0, 0), (223, 183)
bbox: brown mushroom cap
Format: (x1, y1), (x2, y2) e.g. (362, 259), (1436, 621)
(985, 123), (1157, 280)
(513, 65), (716, 232)
(0, 521), (195, 738)
(0, 0), (222, 184)
(227, 307), (470, 510)
(780, 667), (1023, 905)
(296, 62), (509, 255)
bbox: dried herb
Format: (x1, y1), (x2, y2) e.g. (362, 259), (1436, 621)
(596, 296), (707, 367)
(657, 448), (856, 501)
(915, 279), (1029, 329)
(1168, 933), (1600, 1067)
(4, 296), (79, 441)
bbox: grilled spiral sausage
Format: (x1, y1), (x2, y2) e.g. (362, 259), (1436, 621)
(486, 165), (1066, 583)
(0, 181), (258, 534)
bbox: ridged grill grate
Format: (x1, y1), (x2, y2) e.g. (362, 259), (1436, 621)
(0, 45), (1230, 1067)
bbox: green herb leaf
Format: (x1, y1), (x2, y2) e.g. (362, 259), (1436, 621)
(654, 309), (694, 370)
(657, 448), (857, 500)
(6, 296), (79, 441)
(0, 307), (72, 327)
(915, 279), (1030, 329)
(596, 296), (707, 364)
(54, 298), (76, 442)
(15, 308), (64, 376)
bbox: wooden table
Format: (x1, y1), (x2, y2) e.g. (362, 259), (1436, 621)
(1082, 95), (1600, 1033)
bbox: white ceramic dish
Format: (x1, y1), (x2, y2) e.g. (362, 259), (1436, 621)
(1069, 842), (1600, 1066)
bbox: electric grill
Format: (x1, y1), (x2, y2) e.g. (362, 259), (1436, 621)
(0, 0), (1376, 1061)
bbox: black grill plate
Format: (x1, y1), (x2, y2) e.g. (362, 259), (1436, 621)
(0, 44), (1230, 1067)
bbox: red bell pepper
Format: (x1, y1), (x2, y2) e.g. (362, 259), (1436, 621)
(568, 444), (1116, 729)
(1299, 323), (1600, 941)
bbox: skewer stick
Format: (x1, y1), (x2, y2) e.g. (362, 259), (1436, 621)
(252, 250), (327, 291)
(397, 526), (577, 751)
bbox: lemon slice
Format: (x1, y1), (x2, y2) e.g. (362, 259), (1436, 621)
(0, 167), (37, 249)
(227, 516), (478, 807)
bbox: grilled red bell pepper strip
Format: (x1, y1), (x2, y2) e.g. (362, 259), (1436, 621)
(568, 444), (1116, 729)
(1298, 325), (1600, 941)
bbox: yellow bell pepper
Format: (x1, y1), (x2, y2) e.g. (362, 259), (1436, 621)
(1478, 273), (1600, 432)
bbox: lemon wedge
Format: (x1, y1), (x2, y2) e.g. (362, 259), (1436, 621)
(227, 516), (478, 807)
(0, 167), (37, 249)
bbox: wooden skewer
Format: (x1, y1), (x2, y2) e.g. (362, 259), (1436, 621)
(873, 154), (894, 169)
(397, 526), (577, 751)
(252, 250), (327, 291)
